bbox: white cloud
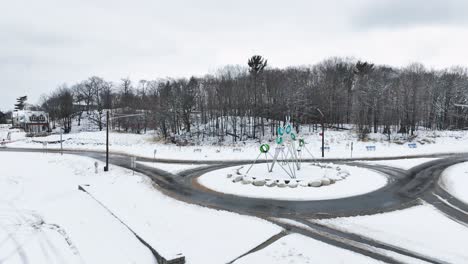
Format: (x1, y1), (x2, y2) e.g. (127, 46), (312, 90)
(1, 0), (468, 110)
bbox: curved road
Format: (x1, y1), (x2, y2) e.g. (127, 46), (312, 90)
(2, 147), (468, 263)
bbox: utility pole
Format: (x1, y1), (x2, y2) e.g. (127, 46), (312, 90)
(103, 112), (145, 172)
(316, 108), (325, 158)
(321, 119), (325, 158)
(104, 110), (109, 171)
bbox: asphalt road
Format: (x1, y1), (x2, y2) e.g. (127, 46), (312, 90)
(2, 147), (468, 263)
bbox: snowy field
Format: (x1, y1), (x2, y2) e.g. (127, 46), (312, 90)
(440, 161), (468, 204)
(0, 152), (154, 264)
(137, 161), (208, 174)
(0, 152), (282, 264)
(234, 233), (381, 264)
(2, 126), (468, 162)
(197, 164), (388, 200)
(361, 158), (439, 170)
(317, 204), (468, 263)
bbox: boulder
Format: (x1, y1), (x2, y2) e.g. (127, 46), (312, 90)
(242, 176), (253, 184)
(339, 170), (350, 176)
(321, 178), (331, 186)
(277, 180), (287, 188)
(299, 181), (309, 187)
(253, 179), (266, 186)
(309, 180), (322, 187)
(232, 175), (243, 183)
(265, 180), (276, 187)
(288, 181), (298, 188)
(338, 171), (350, 179)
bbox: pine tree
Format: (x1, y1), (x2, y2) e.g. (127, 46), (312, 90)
(248, 55), (268, 139)
(14, 96), (28, 110)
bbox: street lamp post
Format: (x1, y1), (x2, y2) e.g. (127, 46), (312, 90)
(316, 108), (325, 158)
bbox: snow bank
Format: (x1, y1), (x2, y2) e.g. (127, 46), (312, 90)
(0, 152), (154, 264)
(0, 152), (281, 264)
(234, 233), (380, 264)
(318, 204), (468, 263)
(84, 167), (281, 263)
(362, 158), (439, 170)
(3, 128), (468, 161)
(440, 161), (468, 204)
(137, 161), (208, 174)
(0, 126), (26, 142)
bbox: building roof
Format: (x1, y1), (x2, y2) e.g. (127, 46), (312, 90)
(13, 110), (49, 124)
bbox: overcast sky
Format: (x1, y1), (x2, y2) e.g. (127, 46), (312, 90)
(1, 0), (468, 110)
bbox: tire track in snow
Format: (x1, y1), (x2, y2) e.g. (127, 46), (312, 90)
(269, 218), (404, 264)
(227, 230), (289, 264)
(0, 203), (84, 264)
(295, 218), (446, 264)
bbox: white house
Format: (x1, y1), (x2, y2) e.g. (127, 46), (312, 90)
(12, 110), (50, 134)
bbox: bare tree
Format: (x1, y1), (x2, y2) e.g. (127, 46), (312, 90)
(38, 56), (468, 143)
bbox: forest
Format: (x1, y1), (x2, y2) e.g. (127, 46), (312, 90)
(37, 56), (468, 142)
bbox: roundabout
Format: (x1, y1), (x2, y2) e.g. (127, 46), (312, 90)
(2, 147), (467, 220)
(192, 119), (393, 201)
(170, 119), (422, 216)
(178, 159), (416, 218)
(196, 163), (388, 201)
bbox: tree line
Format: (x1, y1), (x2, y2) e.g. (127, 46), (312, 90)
(38, 56), (468, 142)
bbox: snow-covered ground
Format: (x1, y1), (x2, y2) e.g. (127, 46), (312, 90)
(197, 164), (387, 200)
(137, 161), (208, 174)
(0, 127), (25, 142)
(361, 158), (439, 170)
(0, 152), (154, 264)
(3, 124), (468, 263)
(240, 162), (346, 181)
(234, 233), (381, 264)
(440, 161), (468, 204)
(2, 125), (468, 161)
(317, 204), (468, 263)
(0, 152), (281, 264)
